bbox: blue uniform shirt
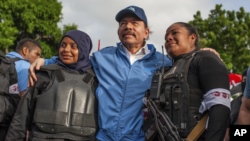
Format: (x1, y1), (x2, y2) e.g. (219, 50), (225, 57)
(6, 52), (30, 93)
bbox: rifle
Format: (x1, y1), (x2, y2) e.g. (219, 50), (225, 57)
(145, 90), (184, 141)
(145, 94), (208, 141)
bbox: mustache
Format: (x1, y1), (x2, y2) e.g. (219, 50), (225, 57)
(122, 31), (135, 37)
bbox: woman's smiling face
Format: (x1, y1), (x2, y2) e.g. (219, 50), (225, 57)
(59, 37), (79, 65)
(164, 23), (196, 58)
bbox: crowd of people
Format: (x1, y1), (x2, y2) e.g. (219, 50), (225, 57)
(0, 5), (249, 141)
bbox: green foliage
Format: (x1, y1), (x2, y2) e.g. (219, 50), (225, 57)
(62, 24), (78, 35)
(189, 4), (250, 73)
(0, 0), (78, 58)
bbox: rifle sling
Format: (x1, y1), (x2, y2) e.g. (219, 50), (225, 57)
(186, 113), (208, 141)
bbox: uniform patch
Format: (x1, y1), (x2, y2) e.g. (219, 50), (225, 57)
(9, 83), (19, 94)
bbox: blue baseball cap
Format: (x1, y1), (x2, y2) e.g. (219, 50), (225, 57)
(115, 6), (148, 26)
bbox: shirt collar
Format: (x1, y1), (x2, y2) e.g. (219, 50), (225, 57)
(121, 43), (150, 56)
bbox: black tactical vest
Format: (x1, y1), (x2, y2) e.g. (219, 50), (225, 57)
(32, 65), (98, 140)
(160, 53), (204, 137)
(0, 52), (20, 124)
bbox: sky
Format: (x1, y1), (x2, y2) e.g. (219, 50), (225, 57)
(57, 0), (250, 54)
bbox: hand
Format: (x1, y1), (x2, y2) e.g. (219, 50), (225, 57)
(28, 58), (45, 87)
(201, 47), (222, 61)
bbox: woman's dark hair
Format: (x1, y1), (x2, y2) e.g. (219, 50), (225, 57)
(174, 22), (200, 49)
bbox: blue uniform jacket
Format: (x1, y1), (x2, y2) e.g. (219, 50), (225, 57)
(91, 43), (172, 141)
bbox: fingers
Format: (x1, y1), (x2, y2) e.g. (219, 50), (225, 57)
(28, 74), (35, 87)
(28, 63), (37, 87)
(201, 47), (223, 61)
(35, 62), (41, 70)
(201, 47), (214, 52)
(28, 58), (45, 86)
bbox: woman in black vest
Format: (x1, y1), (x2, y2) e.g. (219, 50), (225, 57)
(5, 30), (98, 141)
(158, 22), (230, 141)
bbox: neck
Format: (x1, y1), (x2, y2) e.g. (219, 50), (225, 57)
(126, 46), (142, 54)
(124, 42), (145, 54)
(19, 52), (26, 59)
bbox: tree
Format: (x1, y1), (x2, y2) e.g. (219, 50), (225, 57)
(189, 4), (250, 73)
(62, 24), (78, 35)
(0, 0), (77, 58)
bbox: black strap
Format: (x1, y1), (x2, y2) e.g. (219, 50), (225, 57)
(83, 69), (96, 84)
(183, 53), (195, 81)
(8, 57), (22, 62)
(54, 69), (65, 82)
(175, 52), (196, 81)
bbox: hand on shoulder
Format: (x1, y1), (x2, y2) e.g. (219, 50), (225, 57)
(200, 47), (222, 61)
(28, 58), (45, 87)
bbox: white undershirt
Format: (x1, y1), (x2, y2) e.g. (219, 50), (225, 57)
(121, 44), (150, 65)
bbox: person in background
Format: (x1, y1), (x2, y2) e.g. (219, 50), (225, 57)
(224, 69), (247, 141)
(5, 30), (98, 141)
(6, 38), (42, 96)
(238, 67), (250, 124)
(0, 38), (41, 141)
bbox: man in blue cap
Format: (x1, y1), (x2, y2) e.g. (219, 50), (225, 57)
(90, 5), (172, 141)
(29, 5), (172, 141)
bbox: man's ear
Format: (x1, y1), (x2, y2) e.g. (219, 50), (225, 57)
(22, 47), (29, 56)
(144, 28), (149, 39)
